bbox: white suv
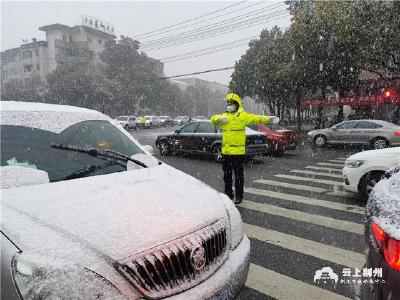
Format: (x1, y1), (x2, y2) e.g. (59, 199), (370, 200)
(114, 115), (137, 131)
(342, 147), (400, 198)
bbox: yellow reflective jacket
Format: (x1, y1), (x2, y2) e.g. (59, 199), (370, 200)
(210, 97), (271, 155)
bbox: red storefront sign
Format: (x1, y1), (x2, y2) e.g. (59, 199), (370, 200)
(301, 95), (400, 108)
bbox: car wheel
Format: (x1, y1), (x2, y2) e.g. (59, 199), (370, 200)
(314, 135), (327, 147)
(371, 137), (388, 149)
(360, 171), (385, 199)
(272, 151), (285, 157)
(124, 124), (129, 131)
(212, 144), (223, 162)
(159, 141), (171, 156)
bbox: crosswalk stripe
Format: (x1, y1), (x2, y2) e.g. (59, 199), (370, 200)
(245, 223), (365, 268)
(247, 263), (351, 300)
(245, 187), (365, 215)
(254, 179), (327, 193)
(290, 169), (345, 179)
(330, 159), (347, 163)
(305, 166), (342, 173)
(239, 200), (363, 235)
(328, 191), (361, 199)
(275, 174), (343, 186)
(317, 162), (344, 168)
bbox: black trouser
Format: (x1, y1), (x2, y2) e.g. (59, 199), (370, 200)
(222, 154), (244, 200)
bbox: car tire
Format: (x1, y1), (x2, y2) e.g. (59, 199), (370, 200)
(371, 137), (389, 150)
(360, 171), (385, 199)
(313, 135), (327, 147)
(124, 124), (129, 131)
(212, 144), (223, 162)
(272, 151), (285, 156)
(159, 141), (171, 156)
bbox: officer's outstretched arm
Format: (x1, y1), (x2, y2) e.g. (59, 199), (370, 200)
(244, 113), (279, 125)
(210, 114), (227, 125)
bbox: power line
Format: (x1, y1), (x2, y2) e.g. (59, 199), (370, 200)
(131, 0), (249, 39)
(159, 34), (259, 61)
(140, 3), (286, 49)
(162, 22), (291, 63)
(137, 0), (267, 41)
(142, 11), (289, 51)
(50, 66), (235, 90)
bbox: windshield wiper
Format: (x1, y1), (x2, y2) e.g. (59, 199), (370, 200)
(50, 143), (148, 168)
(53, 159), (123, 182)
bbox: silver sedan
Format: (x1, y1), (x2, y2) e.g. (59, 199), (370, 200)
(307, 119), (400, 149)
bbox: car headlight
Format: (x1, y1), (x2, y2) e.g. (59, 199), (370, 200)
(220, 193), (244, 250)
(344, 160), (365, 168)
(12, 253), (126, 299)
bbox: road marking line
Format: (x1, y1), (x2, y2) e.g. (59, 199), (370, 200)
(244, 187), (365, 215)
(289, 169), (345, 179)
(247, 263), (351, 300)
(329, 159), (347, 163)
(328, 191), (362, 199)
(337, 157), (349, 160)
(239, 200), (363, 234)
(305, 166), (342, 173)
(275, 174), (343, 186)
(245, 223), (365, 268)
(254, 179), (327, 193)
(317, 162), (344, 168)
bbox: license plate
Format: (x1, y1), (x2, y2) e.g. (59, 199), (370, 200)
(217, 289), (229, 300)
(288, 142), (297, 149)
(254, 139), (263, 144)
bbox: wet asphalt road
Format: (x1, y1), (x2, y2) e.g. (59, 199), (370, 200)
(131, 126), (367, 300)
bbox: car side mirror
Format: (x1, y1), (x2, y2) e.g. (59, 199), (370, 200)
(174, 129), (180, 134)
(331, 127), (336, 131)
(142, 145), (154, 155)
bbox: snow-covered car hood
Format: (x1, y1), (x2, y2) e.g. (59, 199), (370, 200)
(367, 167), (400, 240)
(1, 164), (228, 263)
(348, 147), (400, 160)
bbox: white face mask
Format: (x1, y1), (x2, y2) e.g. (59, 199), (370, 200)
(226, 105), (237, 112)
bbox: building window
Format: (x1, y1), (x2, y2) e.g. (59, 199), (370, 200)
(69, 35), (72, 42)
(62, 34), (66, 41)
(87, 37), (92, 44)
(22, 51), (32, 59)
(23, 65), (33, 72)
(36, 64), (40, 71)
(35, 49), (39, 56)
(98, 39), (102, 45)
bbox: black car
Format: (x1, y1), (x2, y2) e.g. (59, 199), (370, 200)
(362, 166), (400, 299)
(155, 121), (268, 161)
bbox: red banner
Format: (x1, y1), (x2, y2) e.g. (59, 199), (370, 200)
(301, 95), (400, 108)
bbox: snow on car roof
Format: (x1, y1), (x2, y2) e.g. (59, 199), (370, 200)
(1, 101), (102, 115)
(367, 167), (400, 240)
(1, 101), (110, 133)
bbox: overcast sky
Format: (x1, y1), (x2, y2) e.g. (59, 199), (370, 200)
(1, 1), (291, 85)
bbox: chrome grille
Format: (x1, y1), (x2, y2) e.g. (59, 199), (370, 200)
(116, 220), (228, 299)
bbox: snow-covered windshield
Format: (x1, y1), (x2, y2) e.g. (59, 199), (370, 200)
(1, 120), (144, 183)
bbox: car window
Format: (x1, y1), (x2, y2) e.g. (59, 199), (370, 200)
(335, 121), (356, 129)
(196, 122), (216, 133)
(1, 121), (144, 182)
(248, 125), (259, 131)
(179, 122), (198, 133)
(267, 124), (284, 131)
(116, 116), (127, 121)
(354, 121), (382, 129)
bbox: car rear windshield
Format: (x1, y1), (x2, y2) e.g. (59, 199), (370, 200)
(1, 120), (144, 183)
(116, 116), (128, 121)
(267, 124), (284, 131)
